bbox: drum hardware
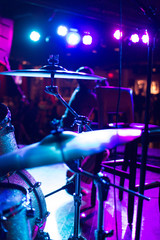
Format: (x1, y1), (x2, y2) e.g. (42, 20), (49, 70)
(0, 214), (7, 239)
(0, 58), (143, 239)
(0, 182), (31, 240)
(28, 182), (42, 193)
(0, 103), (50, 239)
(0, 55), (106, 81)
(33, 212), (50, 240)
(44, 180), (74, 198)
(75, 168), (150, 240)
(0, 170), (50, 240)
(44, 56), (94, 240)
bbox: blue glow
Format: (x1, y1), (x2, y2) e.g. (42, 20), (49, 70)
(57, 25), (68, 37)
(66, 32), (81, 46)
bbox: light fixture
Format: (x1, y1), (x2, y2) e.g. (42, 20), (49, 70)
(30, 31), (41, 42)
(57, 25), (68, 37)
(82, 34), (92, 45)
(66, 29), (81, 46)
(113, 30), (123, 40)
(130, 33), (139, 43)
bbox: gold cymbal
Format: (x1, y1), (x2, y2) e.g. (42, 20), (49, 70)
(0, 68), (106, 81)
(0, 129), (141, 173)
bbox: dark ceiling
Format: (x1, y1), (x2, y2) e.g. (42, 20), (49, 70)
(1, 0), (160, 70)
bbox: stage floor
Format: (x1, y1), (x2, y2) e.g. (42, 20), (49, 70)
(27, 157), (160, 240)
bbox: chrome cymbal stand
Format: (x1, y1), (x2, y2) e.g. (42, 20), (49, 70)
(44, 55), (92, 240)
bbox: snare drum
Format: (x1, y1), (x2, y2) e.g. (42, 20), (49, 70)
(2, 170), (49, 240)
(0, 182), (31, 240)
(0, 103), (49, 239)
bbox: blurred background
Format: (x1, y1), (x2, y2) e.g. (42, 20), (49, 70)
(1, 0), (160, 144)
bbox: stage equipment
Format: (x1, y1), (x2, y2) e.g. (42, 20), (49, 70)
(0, 56), (142, 240)
(0, 66), (106, 81)
(0, 103), (49, 240)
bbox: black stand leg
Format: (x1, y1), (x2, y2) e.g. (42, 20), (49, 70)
(127, 141), (138, 225)
(68, 160), (86, 240)
(95, 176), (113, 240)
(135, 30), (154, 240)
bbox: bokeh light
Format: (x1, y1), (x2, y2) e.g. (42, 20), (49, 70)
(30, 31), (41, 42)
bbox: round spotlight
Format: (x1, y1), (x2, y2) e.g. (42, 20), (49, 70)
(66, 32), (81, 46)
(113, 30), (123, 40)
(130, 34), (139, 43)
(82, 35), (92, 45)
(142, 31), (149, 44)
(57, 25), (68, 37)
(30, 31), (41, 42)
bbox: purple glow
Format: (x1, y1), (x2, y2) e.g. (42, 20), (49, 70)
(113, 30), (123, 40)
(66, 32), (81, 46)
(82, 35), (92, 45)
(142, 32), (149, 44)
(130, 34), (139, 43)
(57, 25), (68, 37)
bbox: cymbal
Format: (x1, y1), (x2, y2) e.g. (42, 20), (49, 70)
(0, 128), (141, 173)
(0, 68), (106, 81)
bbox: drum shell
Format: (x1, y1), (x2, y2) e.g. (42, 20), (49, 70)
(2, 169), (48, 239)
(0, 104), (48, 238)
(0, 103), (18, 178)
(0, 127), (18, 155)
(0, 182), (31, 240)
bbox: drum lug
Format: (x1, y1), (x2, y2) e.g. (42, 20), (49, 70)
(35, 211), (50, 228)
(26, 208), (35, 218)
(28, 182), (41, 193)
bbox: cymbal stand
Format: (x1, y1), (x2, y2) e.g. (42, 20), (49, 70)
(44, 61), (92, 239)
(77, 168), (150, 240)
(131, 1), (159, 239)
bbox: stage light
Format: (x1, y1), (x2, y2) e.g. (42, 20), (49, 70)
(108, 72), (114, 78)
(142, 31), (149, 44)
(57, 25), (68, 37)
(113, 30), (123, 40)
(82, 34), (92, 45)
(66, 30), (81, 46)
(30, 31), (40, 42)
(130, 34), (139, 43)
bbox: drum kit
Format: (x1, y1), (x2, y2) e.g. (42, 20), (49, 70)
(0, 57), (149, 240)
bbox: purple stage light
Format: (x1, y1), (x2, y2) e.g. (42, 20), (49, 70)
(113, 30), (123, 40)
(142, 31), (149, 44)
(130, 34), (139, 43)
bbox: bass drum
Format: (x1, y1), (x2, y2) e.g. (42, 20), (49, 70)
(2, 169), (49, 240)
